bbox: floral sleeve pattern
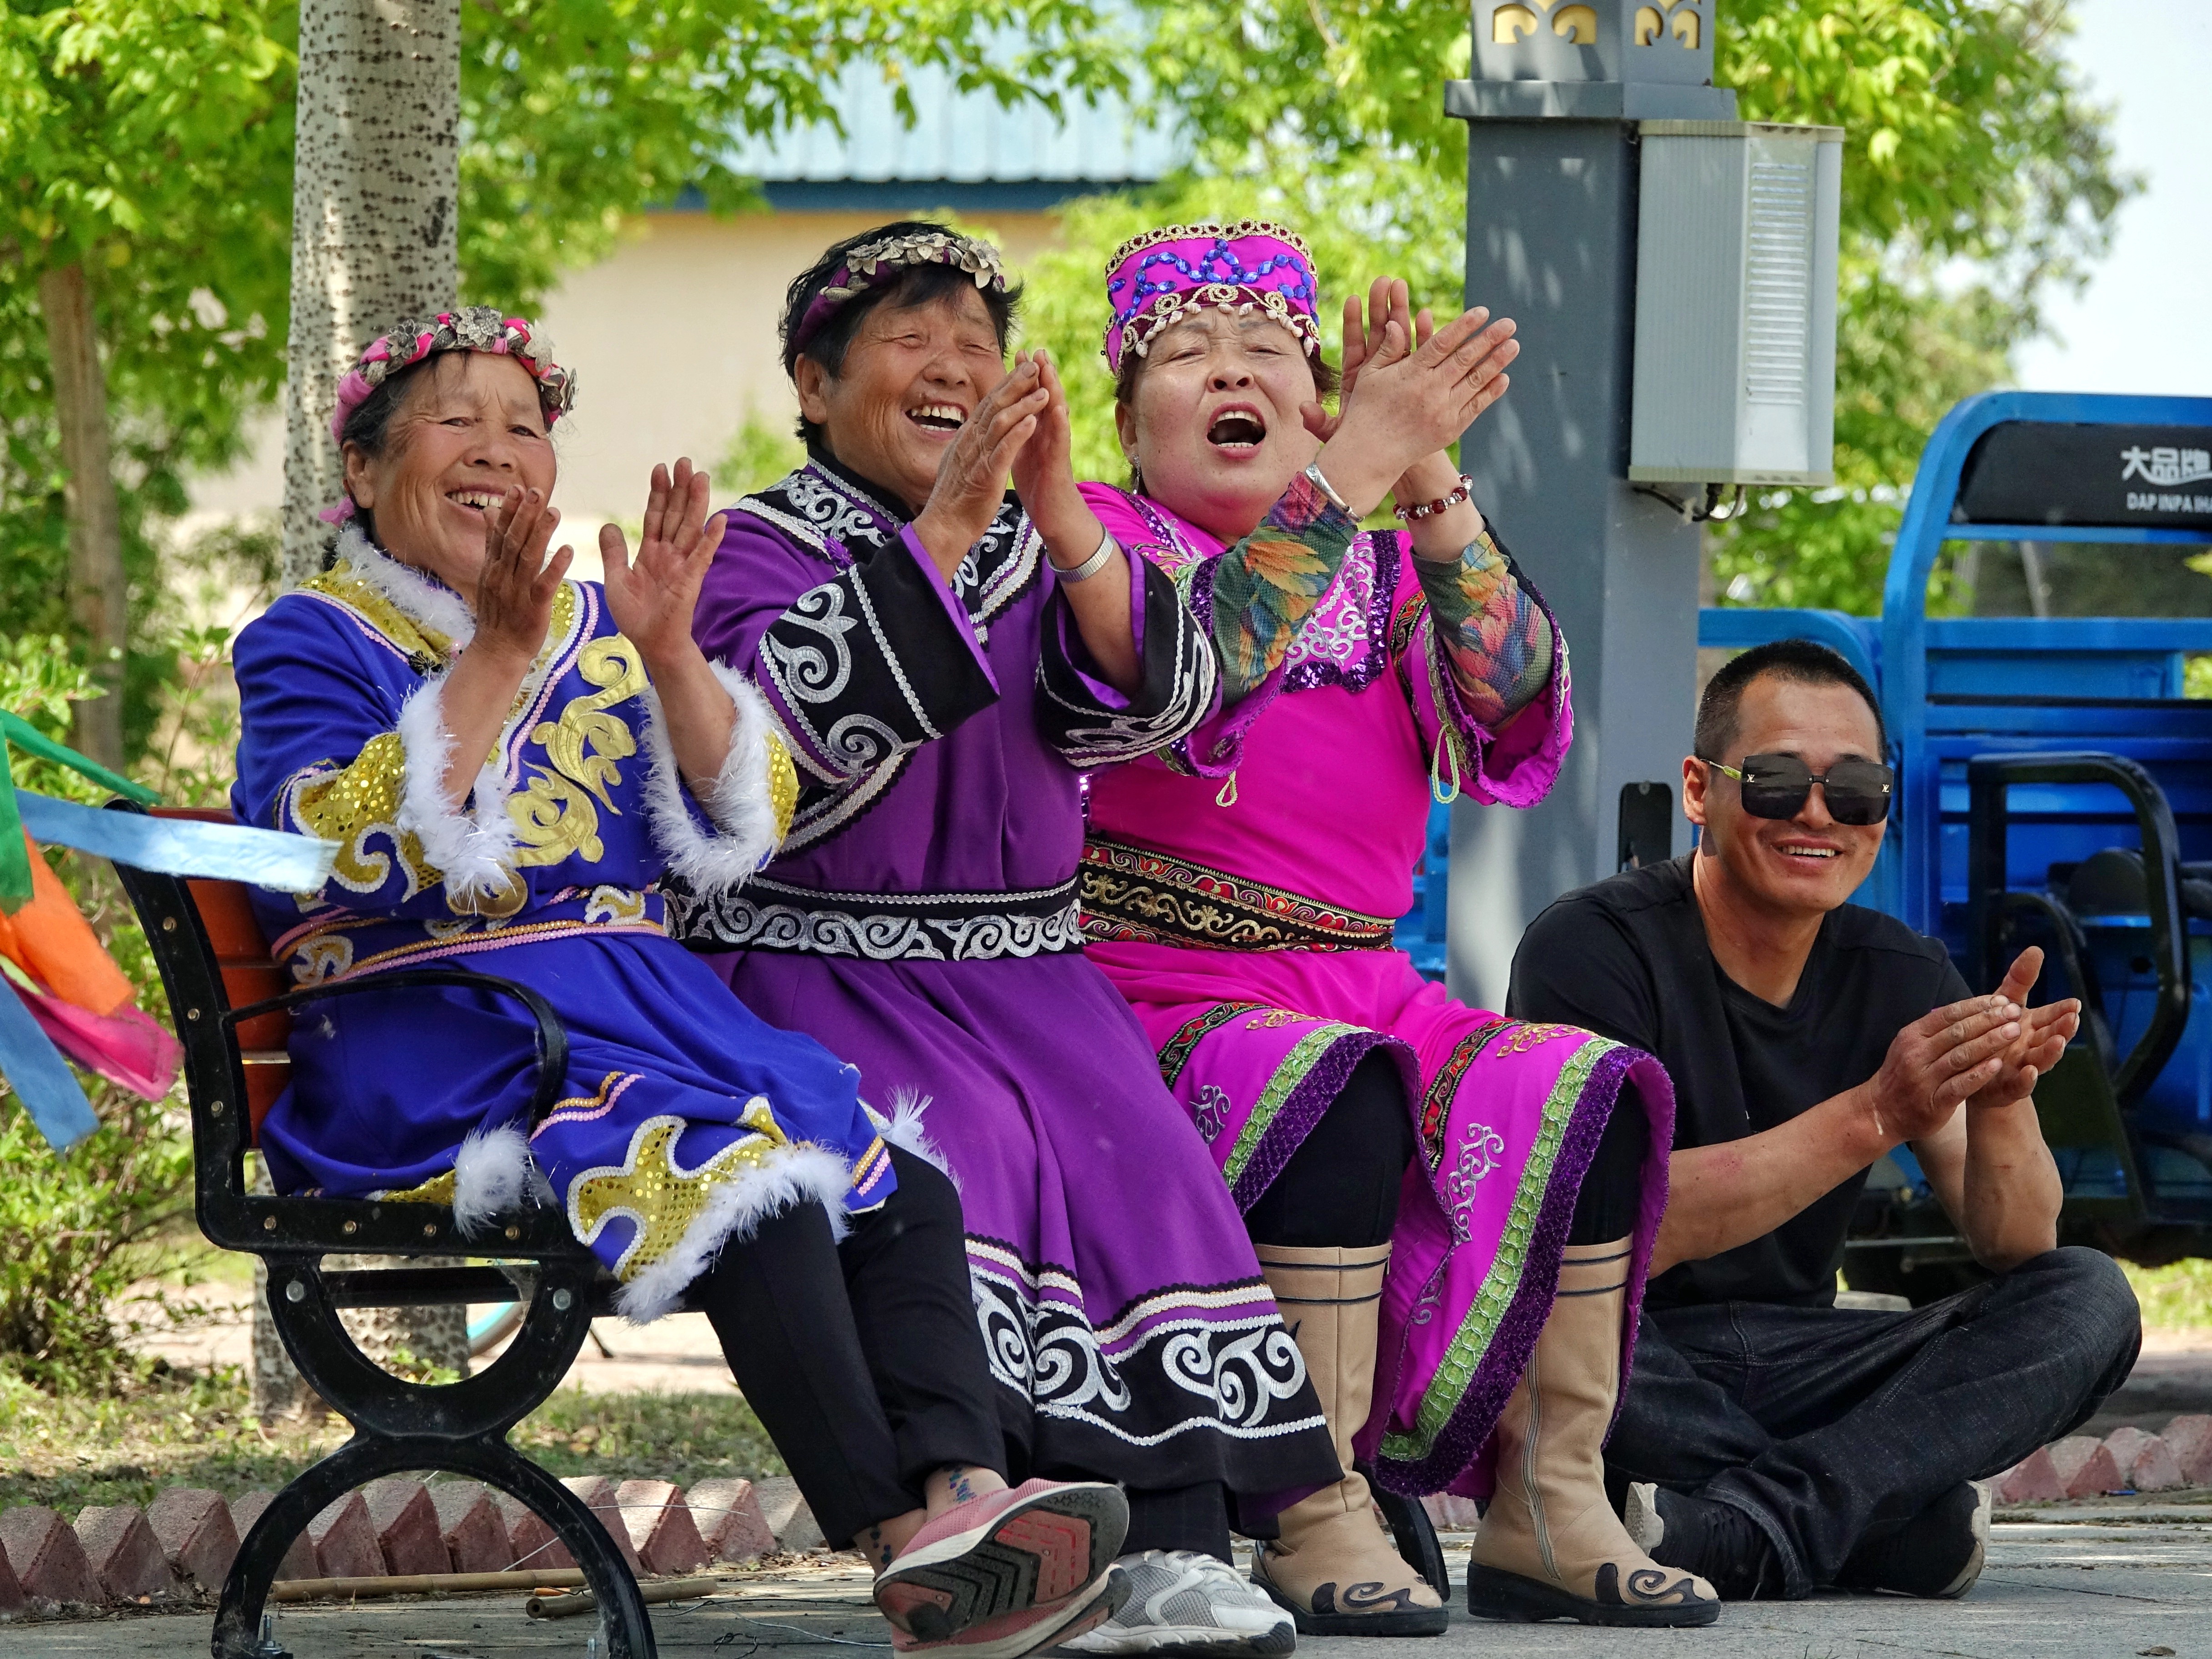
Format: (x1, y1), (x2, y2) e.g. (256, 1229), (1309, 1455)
(1177, 470), (1361, 704)
(1411, 529), (1556, 728)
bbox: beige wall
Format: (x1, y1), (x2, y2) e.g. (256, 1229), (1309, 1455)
(186, 207), (1066, 567)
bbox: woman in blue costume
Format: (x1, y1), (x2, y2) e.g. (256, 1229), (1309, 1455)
(230, 308), (1128, 1659)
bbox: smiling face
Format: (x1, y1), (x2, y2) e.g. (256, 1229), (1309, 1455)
(341, 352), (555, 593)
(1115, 310), (1322, 544)
(1685, 673), (1887, 922)
(795, 285), (1009, 515)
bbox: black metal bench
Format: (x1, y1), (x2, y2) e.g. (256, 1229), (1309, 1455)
(111, 803), (1449, 1653)
(110, 804), (660, 1659)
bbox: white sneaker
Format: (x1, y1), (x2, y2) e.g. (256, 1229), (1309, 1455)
(1060, 1549), (1296, 1656)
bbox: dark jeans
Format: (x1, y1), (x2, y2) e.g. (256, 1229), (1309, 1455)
(1605, 1247), (2142, 1597)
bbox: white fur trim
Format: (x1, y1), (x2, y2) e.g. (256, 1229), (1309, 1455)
(638, 662), (785, 896)
(615, 1141), (855, 1322)
(395, 680), (521, 898)
(451, 1122), (541, 1236)
(335, 523), (478, 645)
(867, 1089), (958, 1189)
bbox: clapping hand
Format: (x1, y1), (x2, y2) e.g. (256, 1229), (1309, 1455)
(601, 459), (727, 666)
(476, 485), (574, 668)
(1969, 948), (2082, 1110)
(913, 358), (1050, 577)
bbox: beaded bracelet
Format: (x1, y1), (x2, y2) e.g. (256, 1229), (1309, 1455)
(1394, 474), (1475, 523)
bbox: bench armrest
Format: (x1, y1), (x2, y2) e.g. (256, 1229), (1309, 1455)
(226, 968), (571, 1126)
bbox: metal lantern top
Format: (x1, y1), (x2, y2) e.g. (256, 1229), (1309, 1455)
(1453, 0), (1735, 119)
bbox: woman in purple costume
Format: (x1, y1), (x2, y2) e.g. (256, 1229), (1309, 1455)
(678, 223), (1337, 1658)
(1057, 225), (1719, 1630)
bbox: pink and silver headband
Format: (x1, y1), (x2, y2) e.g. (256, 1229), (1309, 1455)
(323, 307), (575, 523)
(1101, 221), (1322, 371)
(788, 230), (1008, 363)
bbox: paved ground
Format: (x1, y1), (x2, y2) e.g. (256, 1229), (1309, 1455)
(19, 1503), (2212, 1658)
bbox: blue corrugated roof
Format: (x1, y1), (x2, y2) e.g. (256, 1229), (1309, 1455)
(727, 59), (1186, 187)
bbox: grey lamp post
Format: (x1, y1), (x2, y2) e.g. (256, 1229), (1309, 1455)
(1443, 0), (1839, 1006)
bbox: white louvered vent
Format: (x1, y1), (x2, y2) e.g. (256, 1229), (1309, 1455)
(1629, 121), (1840, 486)
(1744, 159), (1813, 407)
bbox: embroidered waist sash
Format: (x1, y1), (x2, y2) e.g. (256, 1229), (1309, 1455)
(1079, 839), (1397, 952)
(672, 875), (1082, 962)
(273, 885), (669, 985)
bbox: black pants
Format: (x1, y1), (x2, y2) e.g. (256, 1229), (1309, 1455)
(1605, 1248), (2142, 1597)
(1248, 1048), (1652, 1252)
(692, 1146), (1004, 1548)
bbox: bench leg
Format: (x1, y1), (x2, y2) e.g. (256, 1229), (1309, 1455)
(213, 1432), (656, 1659)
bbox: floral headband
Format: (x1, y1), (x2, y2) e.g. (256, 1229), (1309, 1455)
(323, 307), (575, 523)
(1102, 221), (1322, 371)
(787, 230), (1008, 365)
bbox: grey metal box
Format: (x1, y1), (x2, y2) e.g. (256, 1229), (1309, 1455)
(1629, 120), (1841, 487)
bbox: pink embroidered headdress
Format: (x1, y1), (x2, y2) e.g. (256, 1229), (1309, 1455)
(324, 307), (575, 523)
(1101, 221), (1322, 371)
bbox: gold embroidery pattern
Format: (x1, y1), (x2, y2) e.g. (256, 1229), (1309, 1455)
(1079, 838), (1397, 952)
(584, 885), (647, 925)
(300, 566), (455, 672)
(293, 933), (356, 985)
(568, 1101), (792, 1282)
(511, 634), (647, 868)
(765, 731), (800, 845)
(285, 733), (439, 900)
(376, 1169), (457, 1207)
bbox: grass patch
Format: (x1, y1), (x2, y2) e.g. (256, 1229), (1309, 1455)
(2124, 1259), (2212, 1329)
(0, 1362), (784, 1517)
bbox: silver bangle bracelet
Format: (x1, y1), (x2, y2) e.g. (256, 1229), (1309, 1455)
(1051, 528), (1120, 584)
(1303, 462), (1353, 515)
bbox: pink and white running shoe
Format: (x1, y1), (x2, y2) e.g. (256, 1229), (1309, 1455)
(874, 1478), (1129, 1644)
(890, 1566), (1131, 1659)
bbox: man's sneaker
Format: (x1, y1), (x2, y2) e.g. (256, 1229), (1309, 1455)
(1623, 1483), (1784, 1601)
(895, 1567), (1130, 1659)
(1060, 1549), (1297, 1657)
(1835, 1482), (1992, 1599)
(876, 1479), (1130, 1641)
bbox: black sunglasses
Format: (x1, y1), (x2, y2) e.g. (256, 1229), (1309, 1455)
(1705, 754), (1895, 826)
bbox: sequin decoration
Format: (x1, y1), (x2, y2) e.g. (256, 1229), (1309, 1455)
(764, 731), (800, 845)
(285, 732), (437, 899)
(377, 1168), (456, 1207)
(567, 1099), (792, 1282)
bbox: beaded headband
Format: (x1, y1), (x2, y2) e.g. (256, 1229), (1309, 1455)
(787, 230), (1008, 365)
(1101, 221), (1322, 371)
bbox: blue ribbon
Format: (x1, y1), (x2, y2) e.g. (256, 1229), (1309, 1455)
(0, 978), (99, 1152)
(15, 794), (337, 892)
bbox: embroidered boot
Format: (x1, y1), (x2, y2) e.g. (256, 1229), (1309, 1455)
(1464, 1238), (1720, 1627)
(1249, 1243), (1448, 1637)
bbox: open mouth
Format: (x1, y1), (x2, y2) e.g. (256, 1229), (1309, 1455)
(447, 488), (503, 515)
(907, 403), (966, 435)
(1207, 406), (1268, 450)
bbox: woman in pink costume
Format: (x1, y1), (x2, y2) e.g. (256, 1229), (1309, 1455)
(1056, 224), (1715, 1633)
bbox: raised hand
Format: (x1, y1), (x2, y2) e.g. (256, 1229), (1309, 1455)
(1860, 991), (2026, 1145)
(1970, 947), (2082, 1110)
(913, 358), (1050, 578)
(1317, 300), (1519, 519)
(475, 485), (573, 668)
(1007, 349), (1098, 559)
(1301, 276), (1421, 446)
(601, 458), (728, 666)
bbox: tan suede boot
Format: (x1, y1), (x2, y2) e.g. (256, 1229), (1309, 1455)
(1465, 1239), (1720, 1627)
(1250, 1243), (1448, 1637)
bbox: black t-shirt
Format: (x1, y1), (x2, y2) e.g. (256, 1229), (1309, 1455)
(1505, 854), (1969, 1310)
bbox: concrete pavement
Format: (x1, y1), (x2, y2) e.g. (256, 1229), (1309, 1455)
(16, 1504), (2212, 1657)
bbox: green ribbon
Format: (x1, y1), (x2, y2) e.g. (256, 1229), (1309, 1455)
(0, 714), (158, 913)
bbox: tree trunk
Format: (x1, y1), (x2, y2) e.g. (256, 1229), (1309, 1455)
(38, 262), (129, 769)
(255, 0), (470, 1418)
(280, 0), (462, 584)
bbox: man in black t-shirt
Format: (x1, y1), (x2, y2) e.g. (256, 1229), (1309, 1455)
(1508, 639), (2141, 1604)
